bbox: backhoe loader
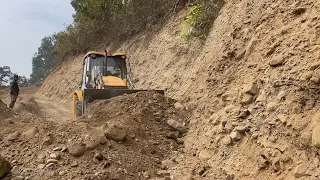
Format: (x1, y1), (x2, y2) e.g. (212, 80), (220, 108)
(73, 50), (164, 119)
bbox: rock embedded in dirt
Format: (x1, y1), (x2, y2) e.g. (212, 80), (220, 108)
(176, 138), (184, 145)
(240, 94), (253, 105)
(85, 140), (100, 150)
(234, 126), (250, 133)
(161, 159), (175, 170)
(230, 131), (243, 141)
(43, 134), (53, 145)
(6, 132), (20, 141)
(269, 55), (285, 67)
(0, 156), (11, 178)
(293, 164), (308, 178)
(312, 125), (320, 148)
(94, 152), (104, 161)
(243, 82), (259, 95)
(166, 131), (179, 139)
(310, 75), (320, 84)
(53, 147), (62, 151)
(199, 150), (211, 160)
(68, 144), (86, 157)
(22, 127), (39, 140)
(49, 153), (61, 160)
(174, 102), (184, 110)
(222, 136), (232, 146)
(104, 126), (127, 142)
(167, 119), (187, 134)
(37, 164), (45, 169)
(46, 159), (58, 164)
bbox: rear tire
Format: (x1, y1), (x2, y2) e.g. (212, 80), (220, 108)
(76, 100), (83, 119)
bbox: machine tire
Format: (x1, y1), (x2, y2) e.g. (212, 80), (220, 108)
(76, 100), (83, 119)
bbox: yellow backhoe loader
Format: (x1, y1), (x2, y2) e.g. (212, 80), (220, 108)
(73, 50), (164, 119)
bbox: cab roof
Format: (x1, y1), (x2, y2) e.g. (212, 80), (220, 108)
(84, 51), (126, 59)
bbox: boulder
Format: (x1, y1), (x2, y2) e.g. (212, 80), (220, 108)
(104, 127), (127, 142)
(68, 144), (86, 157)
(167, 119), (187, 134)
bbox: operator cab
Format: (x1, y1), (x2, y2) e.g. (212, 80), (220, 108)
(81, 52), (128, 90)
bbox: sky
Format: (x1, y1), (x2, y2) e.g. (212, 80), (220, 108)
(0, 0), (74, 77)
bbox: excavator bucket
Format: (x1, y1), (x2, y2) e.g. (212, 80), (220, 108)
(83, 89), (165, 103)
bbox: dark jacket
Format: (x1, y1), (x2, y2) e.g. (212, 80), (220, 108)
(10, 80), (19, 95)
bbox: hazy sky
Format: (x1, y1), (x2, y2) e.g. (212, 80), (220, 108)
(0, 0), (74, 77)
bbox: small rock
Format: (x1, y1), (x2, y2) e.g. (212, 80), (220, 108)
(310, 62), (320, 70)
(37, 164), (45, 169)
(22, 127), (39, 140)
(86, 140), (100, 150)
(46, 159), (58, 164)
(6, 132), (20, 141)
(311, 75), (320, 84)
(176, 138), (184, 145)
(257, 155), (269, 169)
(293, 164), (308, 178)
(312, 126), (320, 148)
(53, 147), (62, 151)
(98, 136), (109, 145)
(230, 131), (243, 141)
(70, 162), (78, 167)
(167, 119), (187, 134)
(164, 176), (172, 180)
(0, 156), (11, 178)
(280, 155), (291, 163)
(256, 91), (267, 102)
(238, 109), (249, 118)
(266, 101), (278, 112)
(43, 134), (53, 145)
(300, 71), (313, 81)
(157, 170), (170, 177)
(161, 159), (175, 170)
(94, 152), (104, 161)
(104, 127), (127, 142)
(49, 153), (61, 160)
(166, 131), (179, 139)
(251, 132), (259, 139)
(277, 91), (287, 100)
(58, 170), (66, 176)
(276, 114), (287, 124)
(234, 126), (250, 133)
(68, 144), (86, 157)
(199, 150), (211, 160)
(174, 102), (184, 111)
(222, 136), (232, 145)
(243, 82), (259, 95)
(46, 163), (56, 169)
(240, 94), (253, 105)
(61, 147), (68, 152)
(269, 55), (285, 67)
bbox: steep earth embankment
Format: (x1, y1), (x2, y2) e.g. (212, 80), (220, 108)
(17, 0), (320, 179)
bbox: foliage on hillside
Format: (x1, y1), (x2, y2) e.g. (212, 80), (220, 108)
(181, 0), (225, 40)
(55, 0), (178, 58)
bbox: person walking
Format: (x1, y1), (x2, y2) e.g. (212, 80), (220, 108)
(9, 74), (19, 109)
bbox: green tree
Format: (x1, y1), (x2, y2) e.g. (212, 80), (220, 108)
(0, 66), (13, 85)
(30, 34), (58, 84)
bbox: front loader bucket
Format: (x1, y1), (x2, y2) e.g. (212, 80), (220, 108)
(83, 89), (165, 103)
